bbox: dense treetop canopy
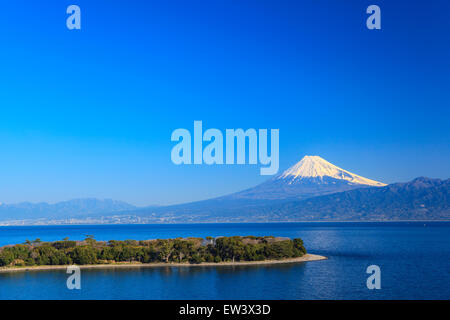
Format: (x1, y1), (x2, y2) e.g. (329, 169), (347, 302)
(0, 236), (307, 267)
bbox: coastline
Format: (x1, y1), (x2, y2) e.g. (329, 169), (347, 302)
(1, 220), (448, 227)
(0, 254), (326, 274)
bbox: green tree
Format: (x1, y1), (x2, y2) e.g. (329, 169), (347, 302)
(158, 240), (174, 263)
(71, 246), (98, 265)
(0, 249), (15, 266)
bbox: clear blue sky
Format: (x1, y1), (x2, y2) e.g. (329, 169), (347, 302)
(0, 0), (449, 206)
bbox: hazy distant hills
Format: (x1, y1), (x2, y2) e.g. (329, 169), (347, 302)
(0, 198), (137, 221)
(0, 156), (448, 224)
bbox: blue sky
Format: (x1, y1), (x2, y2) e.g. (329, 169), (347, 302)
(0, 0), (449, 206)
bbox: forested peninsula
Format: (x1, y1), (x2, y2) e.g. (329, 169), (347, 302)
(0, 236), (325, 270)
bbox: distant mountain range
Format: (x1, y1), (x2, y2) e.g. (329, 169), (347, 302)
(264, 177), (450, 221)
(0, 198), (137, 221)
(0, 156), (448, 224)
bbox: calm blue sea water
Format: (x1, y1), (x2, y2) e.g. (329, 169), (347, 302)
(0, 222), (449, 300)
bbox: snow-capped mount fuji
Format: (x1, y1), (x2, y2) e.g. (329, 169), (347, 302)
(278, 156), (386, 187)
(230, 155), (386, 200)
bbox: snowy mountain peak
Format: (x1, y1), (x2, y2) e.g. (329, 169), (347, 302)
(279, 156), (386, 187)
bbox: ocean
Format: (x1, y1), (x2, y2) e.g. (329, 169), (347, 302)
(0, 222), (449, 300)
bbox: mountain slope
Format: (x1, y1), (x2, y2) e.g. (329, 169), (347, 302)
(230, 155), (386, 200)
(264, 177), (450, 221)
(127, 155), (388, 221)
(129, 177), (449, 222)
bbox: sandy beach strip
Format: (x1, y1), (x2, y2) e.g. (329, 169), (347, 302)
(0, 254), (327, 273)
